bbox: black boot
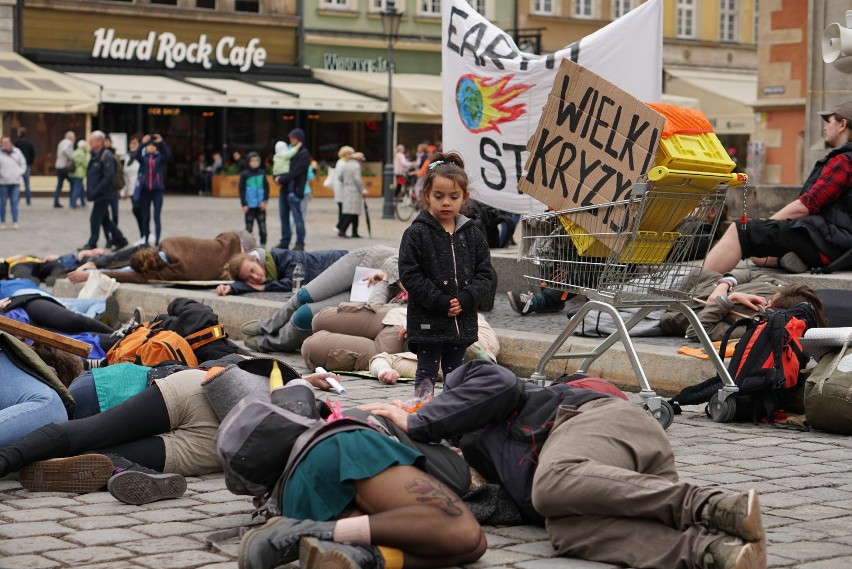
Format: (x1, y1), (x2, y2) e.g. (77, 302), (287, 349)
(238, 517), (336, 569)
(0, 423), (71, 477)
(103, 453), (187, 505)
(299, 537), (386, 569)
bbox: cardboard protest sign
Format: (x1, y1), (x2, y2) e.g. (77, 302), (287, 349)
(519, 59), (664, 215)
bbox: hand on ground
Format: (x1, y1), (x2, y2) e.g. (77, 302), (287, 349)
(67, 270), (92, 284)
(378, 369), (400, 385)
(216, 284), (232, 296)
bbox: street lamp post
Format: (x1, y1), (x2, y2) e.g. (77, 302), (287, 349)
(381, 0), (403, 219)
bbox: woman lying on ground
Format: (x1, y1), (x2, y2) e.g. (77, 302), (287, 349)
(239, 245), (399, 353)
(300, 302), (499, 386)
(1, 247), (145, 285)
(0, 356), (341, 504)
(216, 246), (348, 296)
(67, 231), (255, 285)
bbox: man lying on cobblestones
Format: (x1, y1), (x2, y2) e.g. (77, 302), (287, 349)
(359, 361), (767, 569)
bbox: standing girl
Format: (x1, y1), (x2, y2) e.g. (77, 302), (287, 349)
(398, 151), (494, 394)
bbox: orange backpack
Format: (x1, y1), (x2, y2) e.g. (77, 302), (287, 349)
(106, 322), (226, 367)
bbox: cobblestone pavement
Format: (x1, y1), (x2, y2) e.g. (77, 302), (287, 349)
(4, 196), (852, 567)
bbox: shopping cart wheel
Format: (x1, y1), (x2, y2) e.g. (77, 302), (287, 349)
(645, 400), (675, 430)
(707, 392), (737, 423)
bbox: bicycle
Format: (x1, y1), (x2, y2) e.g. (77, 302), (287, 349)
(395, 174), (421, 221)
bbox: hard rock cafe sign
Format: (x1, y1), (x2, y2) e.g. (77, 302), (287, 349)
(91, 27), (267, 72)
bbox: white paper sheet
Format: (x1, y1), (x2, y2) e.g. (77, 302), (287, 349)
(349, 266), (376, 302)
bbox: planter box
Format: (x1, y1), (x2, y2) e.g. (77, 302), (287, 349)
(310, 175), (384, 198)
(211, 175), (281, 198)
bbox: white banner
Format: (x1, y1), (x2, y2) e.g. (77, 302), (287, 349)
(442, 0), (662, 214)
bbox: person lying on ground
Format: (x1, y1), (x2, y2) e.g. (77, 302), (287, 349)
(359, 360), (767, 569)
(216, 246), (348, 296)
(704, 100), (852, 275)
(239, 245), (399, 353)
(301, 302), (499, 385)
(67, 231), (255, 284)
(1, 247), (144, 285)
(0, 357), (342, 504)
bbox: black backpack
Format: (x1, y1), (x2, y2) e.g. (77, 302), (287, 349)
(466, 200), (516, 248)
(670, 303), (817, 424)
(100, 151), (125, 193)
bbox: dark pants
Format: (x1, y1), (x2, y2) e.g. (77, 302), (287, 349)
(54, 168), (70, 205)
(278, 185), (305, 248)
(101, 194), (120, 243)
(132, 200), (145, 241)
(24, 298), (113, 335)
(22, 165), (31, 205)
(140, 191), (164, 246)
(414, 342), (468, 394)
(244, 207), (267, 246)
(338, 213), (360, 237)
(87, 199), (125, 248)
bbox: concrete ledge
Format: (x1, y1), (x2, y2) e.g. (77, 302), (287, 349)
(54, 279), (716, 396)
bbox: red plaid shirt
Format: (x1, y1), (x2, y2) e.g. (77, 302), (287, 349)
(799, 154), (852, 213)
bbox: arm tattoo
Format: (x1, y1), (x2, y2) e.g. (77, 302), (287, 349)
(405, 477), (464, 517)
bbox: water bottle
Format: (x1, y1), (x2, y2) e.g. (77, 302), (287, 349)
(292, 261), (305, 293)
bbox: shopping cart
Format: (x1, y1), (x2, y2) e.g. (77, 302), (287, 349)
(520, 168), (746, 429)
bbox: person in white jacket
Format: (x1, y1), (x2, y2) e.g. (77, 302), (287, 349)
(53, 131), (76, 208)
(0, 136), (26, 230)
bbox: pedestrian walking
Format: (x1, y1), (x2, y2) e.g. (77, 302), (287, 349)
(331, 145), (353, 230)
(0, 135), (26, 230)
(13, 128), (35, 206)
(69, 140), (88, 209)
(53, 131), (76, 208)
(336, 151), (366, 238)
(131, 133), (170, 246)
(81, 131), (128, 251)
(275, 128), (310, 251)
(124, 136), (146, 245)
(398, 151), (495, 395)
(239, 151), (270, 247)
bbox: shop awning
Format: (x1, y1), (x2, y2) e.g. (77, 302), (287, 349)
(67, 72), (226, 106)
(312, 69), (442, 124)
(0, 53), (98, 114)
(259, 81), (386, 113)
(664, 68), (757, 135)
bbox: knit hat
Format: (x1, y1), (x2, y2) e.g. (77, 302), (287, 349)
(818, 100), (852, 123)
(201, 357), (301, 421)
(288, 128), (306, 144)
(247, 151), (260, 160)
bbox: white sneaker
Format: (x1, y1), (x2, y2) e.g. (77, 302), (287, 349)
(132, 237), (148, 247)
(12, 223), (19, 230)
(0, 224), (5, 231)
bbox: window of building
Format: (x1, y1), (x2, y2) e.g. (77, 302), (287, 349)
(196, 0), (215, 7)
(322, 0), (352, 9)
(676, 0), (697, 38)
(574, 0), (593, 18)
(533, 0), (554, 15)
(753, 0), (759, 44)
(468, 0), (487, 15)
(420, 0), (440, 15)
(613, 0), (633, 18)
(719, 0), (737, 41)
(150, 0), (177, 5)
(235, 0), (259, 12)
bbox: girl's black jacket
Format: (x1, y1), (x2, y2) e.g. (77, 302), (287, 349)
(399, 210), (494, 346)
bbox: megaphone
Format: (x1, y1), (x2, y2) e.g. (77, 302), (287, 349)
(823, 11), (852, 74)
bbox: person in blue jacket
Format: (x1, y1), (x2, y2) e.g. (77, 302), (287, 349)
(239, 152), (270, 247)
(217, 247), (348, 296)
(132, 133), (171, 247)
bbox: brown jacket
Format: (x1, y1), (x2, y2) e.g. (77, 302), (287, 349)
(103, 232), (243, 283)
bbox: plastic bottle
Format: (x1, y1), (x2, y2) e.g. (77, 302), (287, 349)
(269, 360), (284, 391)
(292, 261), (305, 293)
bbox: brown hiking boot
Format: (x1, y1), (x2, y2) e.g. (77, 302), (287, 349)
(702, 489), (765, 542)
(703, 535), (765, 569)
(299, 537), (385, 569)
(18, 454), (113, 494)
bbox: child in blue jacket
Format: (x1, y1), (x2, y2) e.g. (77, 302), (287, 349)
(239, 152), (270, 247)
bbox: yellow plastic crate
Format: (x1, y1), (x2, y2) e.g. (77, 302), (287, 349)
(655, 132), (736, 174)
(559, 215), (612, 257)
(619, 231), (681, 264)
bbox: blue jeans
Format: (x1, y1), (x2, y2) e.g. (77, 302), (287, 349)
(54, 168), (70, 205)
(140, 191), (164, 245)
(70, 177), (85, 208)
(0, 183), (20, 223)
(0, 350), (68, 447)
(279, 188), (305, 247)
(22, 165), (31, 204)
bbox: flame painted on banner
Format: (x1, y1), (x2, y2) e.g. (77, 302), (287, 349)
(455, 74), (531, 134)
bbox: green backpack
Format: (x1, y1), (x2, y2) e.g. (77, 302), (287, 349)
(804, 338), (852, 435)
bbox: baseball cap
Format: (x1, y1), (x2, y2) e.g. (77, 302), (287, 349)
(817, 100), (852, 123)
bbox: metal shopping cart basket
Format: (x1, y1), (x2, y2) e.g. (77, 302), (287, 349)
(520, 167), (746, 429)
